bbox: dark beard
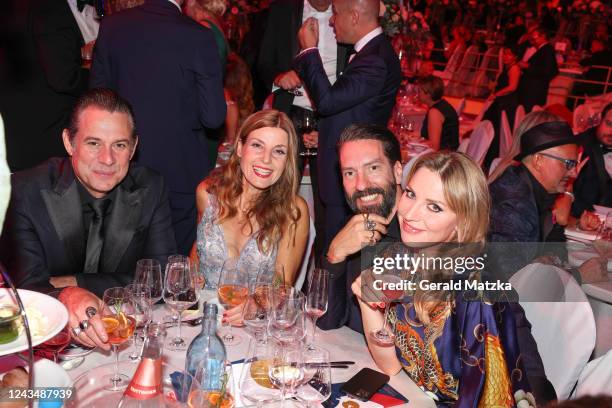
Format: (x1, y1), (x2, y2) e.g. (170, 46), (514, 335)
(345, 181), (397, 218)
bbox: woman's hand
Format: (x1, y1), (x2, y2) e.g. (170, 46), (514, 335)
(222, 303), (246, 326)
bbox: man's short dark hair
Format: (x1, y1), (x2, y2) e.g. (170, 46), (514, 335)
(337, 124), (401, 166)
(417, 75), (444, 102)
(601, 102), (612, 121)
(67, 88), (137, 141)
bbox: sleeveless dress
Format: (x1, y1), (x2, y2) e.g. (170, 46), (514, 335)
(196, 195), (277, 289)
(421, 99), (459, 151)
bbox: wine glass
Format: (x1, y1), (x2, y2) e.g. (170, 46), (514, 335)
(369, 273), (403, 346)
(268, 286), (306, 345)
(197, 361), (236, 408)
(125, 283), (151, 362)
(163, 255), (199, 351)
(299, 110), (318, 157)
(296, 346), (332, 408)
(239, 338), (282, 407)
(217, 258), (249, 346)
(269, 346), (304, 404)
(597, 213), (612, 241)
(134, 259), (163, 305)
(101, 287), (136, 391)
(243, 266), (274, 342)
(305, 269), (328, 349)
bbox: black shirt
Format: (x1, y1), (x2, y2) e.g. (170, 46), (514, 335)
(421, 99), (459, 151)
(524, 165), (564, 242)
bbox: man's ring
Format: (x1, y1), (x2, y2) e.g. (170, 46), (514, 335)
(85, 307), (97, 318)
(365, 220), (376, 231)
(79, 319), (90, 331)
(71, 326), (82, 337)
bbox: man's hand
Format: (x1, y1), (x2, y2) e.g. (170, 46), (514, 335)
(303, 130), (319, 149)
(273, 70), (302, 90)
(298, 17), (319, 50)
(327, 213), (389, 263)
(578, 257), (609, 284)
(50, 275), (77, 288)
(58, 287), (110, 351)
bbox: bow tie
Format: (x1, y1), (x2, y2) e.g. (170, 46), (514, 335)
(77, 0), (95, 12)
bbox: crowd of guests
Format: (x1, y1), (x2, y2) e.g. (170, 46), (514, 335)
(0, 0), (611, 406)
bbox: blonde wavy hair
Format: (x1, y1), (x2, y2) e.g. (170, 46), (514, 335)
(206, 110), (301, 253)
(404, 152), (490, 328)
(488, 110), (563, 183)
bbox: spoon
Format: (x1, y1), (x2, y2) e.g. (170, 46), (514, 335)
(60, 356), (84, 371)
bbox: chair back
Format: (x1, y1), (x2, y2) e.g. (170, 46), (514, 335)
(499, 110), (513, 158)
(294, 219), (315, 291)
(574, 349), (612, 398)
(401, 148), (435, 188)
(457, 137), (470, 154)
(465, 120), (494, 166)
(509, 263), (596, 400)
(514, 105), (525, 133)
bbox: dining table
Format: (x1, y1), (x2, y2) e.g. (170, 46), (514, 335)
(66, 302), (436, 408)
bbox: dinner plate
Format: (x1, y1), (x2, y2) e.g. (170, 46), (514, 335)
(0, 289), (69, 356)
(568, 249), (612, 271)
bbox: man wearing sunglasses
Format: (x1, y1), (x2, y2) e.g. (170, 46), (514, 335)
(488, 118), (608, 284)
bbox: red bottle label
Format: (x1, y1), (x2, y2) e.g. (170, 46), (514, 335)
(124, 358), (162, 400)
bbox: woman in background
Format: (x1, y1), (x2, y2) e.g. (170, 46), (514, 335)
(418, 75), (459, 151)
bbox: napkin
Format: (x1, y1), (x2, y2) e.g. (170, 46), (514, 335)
(323, 382), (408, 408)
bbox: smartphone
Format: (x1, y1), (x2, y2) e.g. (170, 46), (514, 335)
(341, 367), (390, 401)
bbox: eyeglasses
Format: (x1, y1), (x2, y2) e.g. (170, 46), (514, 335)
(537, 152), (578, 170)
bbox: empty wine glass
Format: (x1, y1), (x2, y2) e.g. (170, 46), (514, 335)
(101, 287), (136, 391)
(217, 258), (249, 346)
(269, 346), (303, 404)
(134, 259), (163, 304)
(268, 286), (306, 345)
(369, 273), (403, 346)
(296, 346), (332, 408)
(163, 255), (199, 351)
(305, 269), (328, 349)
(125, 283), (151, 361)
(239, 338), (281, 407)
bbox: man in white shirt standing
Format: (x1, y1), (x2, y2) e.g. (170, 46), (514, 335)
(258, 0), (352, 261)
(292, 0), (401, 283)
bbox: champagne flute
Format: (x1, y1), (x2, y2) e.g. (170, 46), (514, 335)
(101, 287), (136, 391)
(125, 283), (151, 362)
(163, 255), (199, 351)
(369, 273), (403, 346)
(217, 258), (249, 346)
(305, 269), (328, 349)
(296, 346), (332, 408)
(134, 259), (163, 305)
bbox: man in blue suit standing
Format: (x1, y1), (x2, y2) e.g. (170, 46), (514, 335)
(293, 0), (401, 254)
(90, 0), (226, 255)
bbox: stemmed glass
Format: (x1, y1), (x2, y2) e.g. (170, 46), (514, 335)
(243, 267), (273, 342)
(296, 346), (332, 408)
(268, 346), (304, 405)
(299, 110), (318, 157)
(125, 283), (151, 361)
(267, 286), (306, 345)
(101, 287), (136, 391)
(597, 213), (612, 241)
(217, 258), (249, 346)
(134, 259), (163, 305)
(239, 338), (282, 407)
(163, 255), (199, 351)
(198, 361), (236, 408)
(369, 273), (403, 346)
(305, 269), (328, 349)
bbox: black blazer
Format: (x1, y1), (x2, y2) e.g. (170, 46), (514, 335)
(572, 128), (612, 217)
(0, 158), (177, 297)
(518, 43), (558, 111)
(0, 0), (88, 171)
(257, 0), (351, 113)
(90, 0), (226, 194)
(293, 32), (401, 206)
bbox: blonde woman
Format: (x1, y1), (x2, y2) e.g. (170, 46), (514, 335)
(353, 152), (535, 406)
(193, 110), (309, 324)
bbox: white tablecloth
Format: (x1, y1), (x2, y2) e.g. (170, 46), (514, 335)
(68, 305), (435, 408)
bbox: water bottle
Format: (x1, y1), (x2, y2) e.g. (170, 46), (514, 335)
(185, 303), (227, 391)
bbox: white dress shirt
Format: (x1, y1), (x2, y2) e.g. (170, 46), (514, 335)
(66, 0), (99, 44)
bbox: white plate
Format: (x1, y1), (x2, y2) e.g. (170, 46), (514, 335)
(568, 249), (612, 271)
(0, 289), (69, 356)
(58, 344), (95, 360)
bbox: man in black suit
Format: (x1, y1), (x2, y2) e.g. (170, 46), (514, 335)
(258, 0), (351, 261)
(0, 89), (176, 298)
(90, 0), (226, 255)
(572, 102), (612, 217)
(293, 0), (401, 253)
(0, 0), (92, 171)
(517, 26), (559, 112)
